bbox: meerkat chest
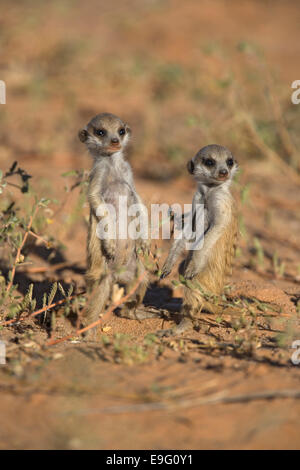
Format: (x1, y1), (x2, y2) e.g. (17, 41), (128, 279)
(204, 188), (232, 228)
(102, 162), (136, 203)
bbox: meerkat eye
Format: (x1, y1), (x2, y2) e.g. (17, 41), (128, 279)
(95, 128), (106, 137)
(203, 158), (215, 167)
(119, 128), (126, 136)
(227, 158), (234, 167)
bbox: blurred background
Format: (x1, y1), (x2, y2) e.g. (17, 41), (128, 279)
(0, 0), (300, 450)
(0, 0), (299, 170)
(0, 0), (299, 280)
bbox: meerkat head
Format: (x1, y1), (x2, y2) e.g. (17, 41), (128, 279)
(78, 113), (131, 158)
(187, 144), (238, 186)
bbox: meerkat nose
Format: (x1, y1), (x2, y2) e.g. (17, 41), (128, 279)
(219, 169), (228, 177)
(111, 137), (119, 144)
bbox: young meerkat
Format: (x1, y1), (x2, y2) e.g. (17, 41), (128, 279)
(78, 113), (151, 333)
(160, 144), (238, 335)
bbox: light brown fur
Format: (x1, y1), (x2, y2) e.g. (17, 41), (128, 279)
(160, 144), (238, 335)
(183, 200), (237, 319)
(79, 113), (150, 336)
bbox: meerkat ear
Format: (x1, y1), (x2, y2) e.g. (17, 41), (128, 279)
(187, 160), (194, 174)
(125, 124), (131, 135)
(78, 129), (88, 142)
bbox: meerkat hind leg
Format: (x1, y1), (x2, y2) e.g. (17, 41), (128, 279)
(82, 274), (111, 340)
(156, 316), (193, 337)
(116, 273), (153, 321)
(117, 305), (159, 321)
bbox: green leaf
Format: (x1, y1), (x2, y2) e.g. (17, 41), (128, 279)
(48, 282), (57, 305)
(67, 285), (74, 297)
(61, 170), (78, 177)
(58, 282), (66, 298)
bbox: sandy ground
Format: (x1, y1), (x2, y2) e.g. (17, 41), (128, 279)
(0, 0), (300, 450)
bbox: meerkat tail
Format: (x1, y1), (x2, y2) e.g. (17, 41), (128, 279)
(83, 274), (112, 335)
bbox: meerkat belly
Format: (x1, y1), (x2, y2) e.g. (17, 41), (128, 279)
(200, 214), (236, 294)
(103, 180), (136, 207)
(102, 180), (137, 269)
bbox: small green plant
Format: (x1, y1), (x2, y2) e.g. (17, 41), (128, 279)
(240, 183), (251, 205)
(238, 215), (247, 239)
(253, 237), (265, 269)
(112, 333), (151, 365)
(272, 251), (285, 278)
(0, 162), (85, 329)
(152, 63), (184, 100)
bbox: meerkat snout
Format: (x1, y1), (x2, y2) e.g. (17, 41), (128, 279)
(111, 137), (120, 145)
(218, 168), (229, 180)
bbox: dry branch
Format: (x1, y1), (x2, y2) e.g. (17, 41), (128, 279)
(18, 260), (84, 274)
(72, 389), (300, 415)
(46, 272), (146, 346)
(6, 206), (39, 292)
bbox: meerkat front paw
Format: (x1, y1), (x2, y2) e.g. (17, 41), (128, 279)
(160, 264), (171, 279)
(183, 260), (200, 279)
(136, 238), (150, 256)
(102, 239), (116, 259)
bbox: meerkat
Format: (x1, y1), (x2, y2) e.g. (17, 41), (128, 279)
(78, 113), (152, 334)
(160, 144), (238, 335)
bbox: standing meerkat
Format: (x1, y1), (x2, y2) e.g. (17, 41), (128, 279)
(78, 113), (151, 333)
(160, 144), (238, 335)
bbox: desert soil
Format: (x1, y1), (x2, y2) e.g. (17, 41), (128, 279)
(0, 0), (300, 450)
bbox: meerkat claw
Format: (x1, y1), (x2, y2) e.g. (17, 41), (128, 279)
(160, 270), (170, 280)
(156, 317), (193, 337)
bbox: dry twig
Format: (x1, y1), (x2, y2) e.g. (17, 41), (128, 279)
(71, 389), (300, 415)
(46, 272), (146, 346)
(6, 206), (39, 292)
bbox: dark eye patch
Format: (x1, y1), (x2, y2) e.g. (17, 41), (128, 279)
(187, 160), (194, 174)
(203, 158), (215, 167)
(227, 158), (234, 167)
(94, 128), (106, 137)
(119, 128), (126, 136)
